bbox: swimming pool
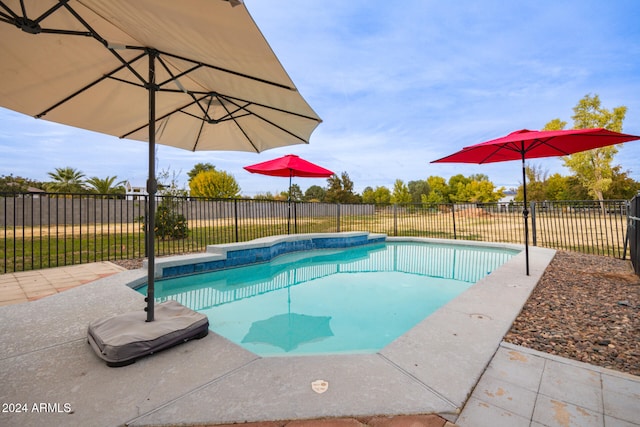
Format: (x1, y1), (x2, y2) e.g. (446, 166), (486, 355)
(138, 238), (518, 357)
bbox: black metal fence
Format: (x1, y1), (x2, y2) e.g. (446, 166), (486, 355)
(628, 195), (640, 275)
(0, 192), (634, 273)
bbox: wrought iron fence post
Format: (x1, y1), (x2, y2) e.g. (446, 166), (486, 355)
(393, 204), (398, 236)
(531, 201), (537, 246)
(451, 204), (457, 240)
(623, 199), (630, 260)
(293, 202), (298, 234)
(234, 198), (239, 242)
(625, 195), (640, 275)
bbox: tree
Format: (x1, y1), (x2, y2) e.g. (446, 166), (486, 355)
(422, 176), (449, 205)
(325, 172), (360, 203)
(544, 173), (572, 201)
(254, 191), (277, 200)
(449, 174), (504, 203)
(282, 183), (303, 201)
(304, 185), (326, 202)
(515, 165), (548, 202)
(546, 94), (628, 203)
(189, 169), (241, 198)
(46, 167), (86, 193)
(564, 175), (590, 200)
(447, 174), (471, 195)
(543, 118), (567, 131)
(362, 186), (391, 204)
(391, 179), (412, 204)
(455, 180), (504, 203)
(85, 176), (126, 196)
(187, 162), (216, 183)
(0, 175), (44, 193)
(604, 167), (640, 200)
(408, 180), (430, 204)
(361, 187), (375, 204)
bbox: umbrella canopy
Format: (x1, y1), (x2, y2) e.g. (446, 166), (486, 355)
(432, 128), (640, 275)
(241, 312), (333, 353)
(431, 128), (640, 164)
(0, 0), (321, 151)
(0, 0), (322, 321)
(244, 154), (334, 178)
(244, 154), (333, 233)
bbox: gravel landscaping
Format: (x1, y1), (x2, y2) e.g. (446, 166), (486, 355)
(504, 250), (640, 376)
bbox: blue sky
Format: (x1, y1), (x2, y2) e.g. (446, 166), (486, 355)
(2, 0), (639, 196)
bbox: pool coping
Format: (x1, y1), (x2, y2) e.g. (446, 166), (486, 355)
(0, 234), (555, 426)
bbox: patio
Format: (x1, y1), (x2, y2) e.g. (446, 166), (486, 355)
(1, 244), (639, 426)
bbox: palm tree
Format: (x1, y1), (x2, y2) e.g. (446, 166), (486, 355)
(46, 167), (86, 193)
(85, 176), (126, 196)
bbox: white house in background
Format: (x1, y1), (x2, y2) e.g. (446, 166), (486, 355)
(125, 181), (147, 201)
(499, 188), (517, 204)
(496, 189), (518, 213)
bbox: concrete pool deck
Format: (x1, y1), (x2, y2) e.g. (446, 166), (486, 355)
(1, 239), (639, 426)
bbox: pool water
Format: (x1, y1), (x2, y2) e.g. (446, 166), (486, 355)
(139, 241), (517, 356)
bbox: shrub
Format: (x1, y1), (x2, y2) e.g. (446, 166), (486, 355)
(154, 204), (188, 240)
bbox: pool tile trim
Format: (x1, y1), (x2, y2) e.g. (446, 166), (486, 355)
(147, 232), (386, 280)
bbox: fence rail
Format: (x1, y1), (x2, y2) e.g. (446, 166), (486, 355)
(1, 192), (636, 273)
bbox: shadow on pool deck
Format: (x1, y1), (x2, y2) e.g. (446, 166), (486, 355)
(1, 243), (639, 427)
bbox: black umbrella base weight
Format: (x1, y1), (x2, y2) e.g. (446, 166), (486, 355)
(87, 300), (209, 367)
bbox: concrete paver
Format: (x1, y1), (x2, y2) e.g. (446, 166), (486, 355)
(602, 375), (640, 424)
(0, 261), (125, 305)
(457, 342), (640, 427)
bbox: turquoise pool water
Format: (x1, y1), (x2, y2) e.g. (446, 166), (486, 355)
(138, 241), (518, 356)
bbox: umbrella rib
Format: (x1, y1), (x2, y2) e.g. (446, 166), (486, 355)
(120, 89), (318, 141)
(119, 92), (220, 139)
(192, 113), (208, 151)
(190, 96), (217, 151)
(155, 55), (203, 90)
(219, 92), (322, 123)
(218, 98), (260, 152)
(220, 95), (309, 144)
(31, 0), (67, 24)
(0, 2), (18, 20)
(153, 52), (320, 122)
(161, 50), (297, 92)
(535, 138), (572, 156)
(473, 142), (523, 163)
(155, 55), (216, 122)
(56, 4), (152, 87)
(36, 51), (147, 118)
(0, 0), (90, 36)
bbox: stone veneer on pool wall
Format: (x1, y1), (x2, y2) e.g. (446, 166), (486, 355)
(149, 232), (387, 280)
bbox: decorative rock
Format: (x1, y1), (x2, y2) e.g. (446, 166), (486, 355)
(504, 250), (639, 377)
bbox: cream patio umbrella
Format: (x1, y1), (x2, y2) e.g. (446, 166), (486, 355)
(0, 0), (322, 324)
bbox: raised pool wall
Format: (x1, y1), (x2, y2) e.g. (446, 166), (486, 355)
(140, 231), (523, 287)
(144, 232), (387, 281)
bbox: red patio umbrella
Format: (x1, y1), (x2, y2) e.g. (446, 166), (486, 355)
(244, 154), (334, 233)
(431, 128), (640, 275)
(244, 154), (334, 198)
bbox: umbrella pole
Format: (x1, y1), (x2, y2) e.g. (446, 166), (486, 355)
(521, 151), (530, 276)
(146, 50), (158, 321)
(287, 172), (292, 234)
